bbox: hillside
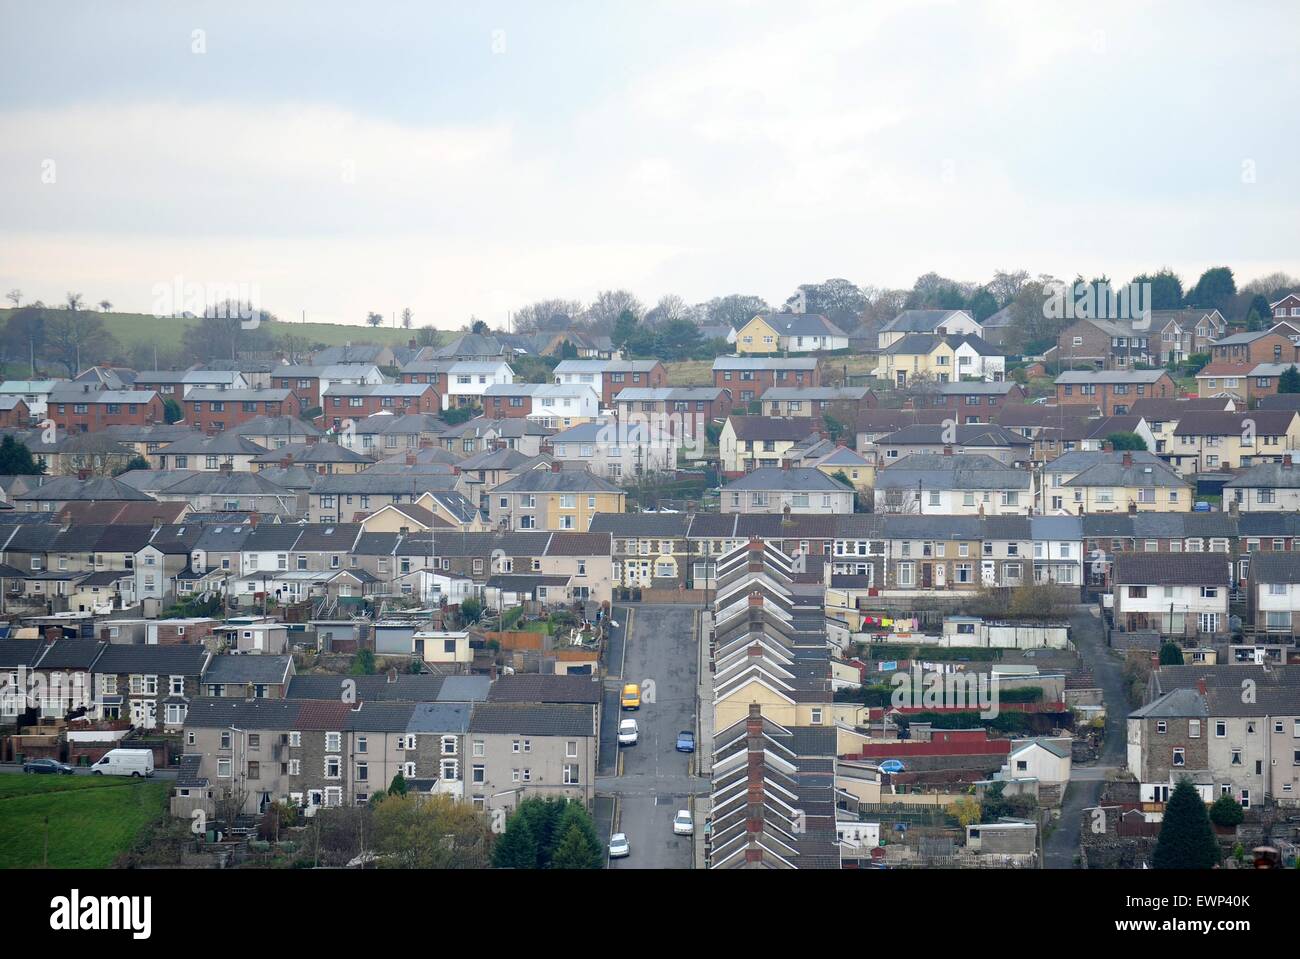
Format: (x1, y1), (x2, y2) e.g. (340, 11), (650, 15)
(0, 307), (453, 365)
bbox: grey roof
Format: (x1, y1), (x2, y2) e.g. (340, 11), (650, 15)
(1248, 552), (1300, 585)
(228, 416), (324, 438)
(487, 674), (603, 704)
(175, 754), (208, 788)
(286, 673), (446, 703)
(490, 469), (622, 494)
(311, 473), (460, 495)
(1224, 461), (1300, 489)
(1130, 687), (1208, 720)
(347, 701), (417, 732)
(467, 702), (595, 736)
(157, 472), (292, 496)
(875, 453), (1030, 490)
(710, 356), (819, 371)
(94, 643), (209, 675)
(723, 467), (846, 493)
(1055, 369), (1170, 385)
(14, 476), (155, 502)
(588, 512), (691, 537)
(1063, 458), (1187, 489)
(880, 309), (975, 334)
(1112, 553), (1230, 586)
(406, 702), (472, 733)
(758, 313), (846, 337)
(155, 434), (270, 456)
(183, 696), (304, 729)
(202, 654), (293, 686)
(877, 423), (1029, 448)
(760, 387), (871, 401)
(436, 675), (491, 702)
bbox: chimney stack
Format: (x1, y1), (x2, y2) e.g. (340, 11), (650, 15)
(1284, 453), (1293, 468)
(1121, 451), (1133, 468)
(551, 460), (563, 473)
(76, 468), (91, 481)
(406, 452), (417, 466)
(387, 667), (399, 684)
(1197, 678), (1207, 696)
(943, 445), (953, 456)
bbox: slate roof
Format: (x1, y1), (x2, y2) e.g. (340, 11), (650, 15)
(589, 513), (691, 537)
(486, 674), (603, 704)
(1112, 553), (1231, 586)
(94, 644), (209, 675)
(490, 469), (621, 494)
(202, 654), (294, 685)
(467, 702), (595, 736)
(286, 673), (446, 703)
(726, 416), (818, 442)
(1224, 461), (1300, 489)
(1247, 552), (1300, 585)
(14, 476), (155, 502)
(406, 702), (472, 733)
(723, 467), (845, 492)
(875, 453), (1030, 490)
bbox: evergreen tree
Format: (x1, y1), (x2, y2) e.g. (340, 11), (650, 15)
(388, 772), (408, 796)
(0, 435), (43, 474)
(550, 822), (602, 869)
(491, 811), (539, 869)
(1152, 778), (1220, 869)
(1209, 793), (1244, 828)
(1158, 642), (1184, 666)
(1278, 365), (1300, 394)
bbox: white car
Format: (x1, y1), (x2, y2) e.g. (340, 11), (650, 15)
(618, 718), (639, 746)
(609, 833), (630, 858)
(673, 809), (694, 836)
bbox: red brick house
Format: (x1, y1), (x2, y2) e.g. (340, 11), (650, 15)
(0, 396), (32, 428)
(47, 386), (167, 433)
(1208, 326), (1300, 366)
(1270, 293), (1300, 322)
(552, 359), (668, 407)
(321, 383), (439, 427)
(711, 357), (820, 401)
(186, 388), (308, 435)
(1055, 370), (1177, 416)
(612, 387), (734, 440)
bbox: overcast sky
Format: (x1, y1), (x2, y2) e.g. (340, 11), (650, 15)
(2, 0), (1297, 329)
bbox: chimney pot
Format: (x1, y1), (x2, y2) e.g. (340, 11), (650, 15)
(1197, 678), (1207, 695)
(551, 461), (562, 473)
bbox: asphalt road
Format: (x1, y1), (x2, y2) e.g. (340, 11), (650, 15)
(0, 762), (177, 780)
(598, 604), (707, 869)
(1042, 605), (1127, 869)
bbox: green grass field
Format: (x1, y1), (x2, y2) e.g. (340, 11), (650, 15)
(0, 772), (170, 868)
(0, 307), (452, 360)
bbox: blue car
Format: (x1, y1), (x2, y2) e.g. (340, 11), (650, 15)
(675, 730), (696, 753)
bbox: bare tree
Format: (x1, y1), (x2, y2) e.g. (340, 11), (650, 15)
(5, 289), (20, 308)
(401, 308), (413, 329)
(65, 292), (84, 312)
(876, 487), (920, 514)
(98, 299), (112, 312)
(415, 324), (439, 347)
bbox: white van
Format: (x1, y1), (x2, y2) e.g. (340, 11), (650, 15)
(90, 748), (155, 778)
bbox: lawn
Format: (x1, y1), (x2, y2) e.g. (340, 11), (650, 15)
(0, 772), (170, 868)
(0, 308), (452, 360)
(663, 359), (713, 386)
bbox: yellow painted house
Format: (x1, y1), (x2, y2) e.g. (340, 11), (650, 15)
(1045, 450), (1192, 513)
(878, 334), (961, 388)
(734, 314), (783, 354)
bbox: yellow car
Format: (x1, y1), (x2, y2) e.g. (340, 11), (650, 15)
(620, 683), (641, 710)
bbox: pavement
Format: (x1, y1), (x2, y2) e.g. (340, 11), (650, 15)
(0, 762), (177, 780)
(597, 604), (709, 869)
(1041, 604), (1127, 869)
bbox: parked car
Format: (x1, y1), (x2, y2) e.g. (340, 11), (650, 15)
(609, 833), (630, 858)
(618, 718), (639, 746)
(620, 683), (640, 710)
(673, 810), (694, 836)
(23, 758), (74, 775)
(675, 730), (695, 753)
(878, 759), (905, 774)
(89, 748), (155, 778)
